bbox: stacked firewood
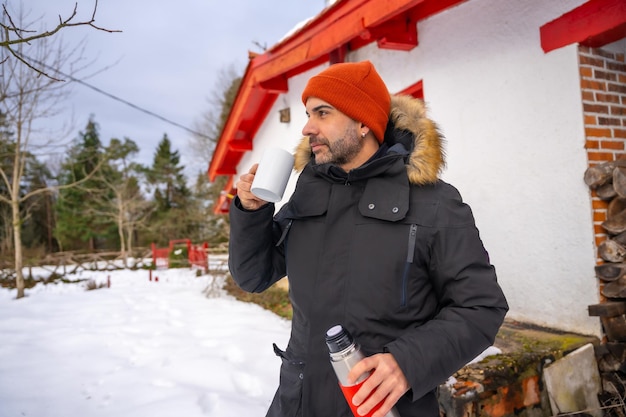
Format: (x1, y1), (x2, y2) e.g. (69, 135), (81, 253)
(584, 160), (626, 376)
(585, 160), (626, 299)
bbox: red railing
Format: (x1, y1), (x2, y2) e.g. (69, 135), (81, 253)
(189, 242), (209, 272)
(151, 239), (209, 273)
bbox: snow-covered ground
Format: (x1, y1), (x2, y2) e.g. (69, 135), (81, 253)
(0, 258), (291, 417)
(0, 256), (500, 417)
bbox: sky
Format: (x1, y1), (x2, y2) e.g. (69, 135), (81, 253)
(0, 259), (500, 417)
(11, 0), (327, 179)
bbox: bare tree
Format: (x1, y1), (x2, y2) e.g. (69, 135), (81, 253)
(84, 138), (154, 266)
(0, 9), (106, 299)
(186, 65), (240, 245)
(189, 64), (242, 165)
(1, 0), (118, 80)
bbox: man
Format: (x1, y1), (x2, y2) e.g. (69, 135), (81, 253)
(228, 61), (508, 417)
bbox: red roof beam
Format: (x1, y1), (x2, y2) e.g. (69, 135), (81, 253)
(540, 0), (626, 53)
(375, 15), (419, 51)
(252, 0), (469, 85)
(212, 149), (241, 175)
(208, 67), (279, 180)
(208, 64), (255, 180)
(408, 0), (470, 21)
(228, 140), (253, 152)
(213, 177), (236, 215)
(252, 0), (427, 85)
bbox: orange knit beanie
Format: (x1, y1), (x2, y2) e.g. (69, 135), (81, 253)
(301, 61), (391, 143)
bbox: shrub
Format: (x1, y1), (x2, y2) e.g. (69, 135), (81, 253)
(223, 275), (292, 320)
(168, 246), (189, 269)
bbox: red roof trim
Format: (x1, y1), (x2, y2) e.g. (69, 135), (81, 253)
(213, 177), (236, 215)
(208, 60), (280, 179)
(208, 0), (468, 184)
(397, 80), (424, 99)
(251, 0), (455, 86)
(540, 0), (626, 53)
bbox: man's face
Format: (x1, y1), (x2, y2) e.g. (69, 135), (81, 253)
(302, 97), (362, 170)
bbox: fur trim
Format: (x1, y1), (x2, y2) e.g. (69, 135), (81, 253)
(390, 95), (445, 185)
(294, 137), (312, 173)
(293, 94), (445, 184)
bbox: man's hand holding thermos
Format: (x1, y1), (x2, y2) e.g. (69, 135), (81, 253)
(326, 325), (408, 417)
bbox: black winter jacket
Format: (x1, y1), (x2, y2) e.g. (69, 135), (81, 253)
(228, 95), (508, 417)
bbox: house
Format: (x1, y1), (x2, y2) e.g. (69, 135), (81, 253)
(209, 0), (626, 340)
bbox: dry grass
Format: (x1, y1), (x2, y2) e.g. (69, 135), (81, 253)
(222, 275), (292, 320)
(600, 371), (626, 417)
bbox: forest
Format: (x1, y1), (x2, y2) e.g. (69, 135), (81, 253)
(0, 113), (231, 256)
(0, 0), (242, 298)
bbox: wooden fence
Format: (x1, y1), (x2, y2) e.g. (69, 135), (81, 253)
(35, 248), (153, 274)
(0, 242), (229, 280)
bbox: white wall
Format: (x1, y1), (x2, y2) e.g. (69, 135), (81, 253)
(236, 0), (602, 336)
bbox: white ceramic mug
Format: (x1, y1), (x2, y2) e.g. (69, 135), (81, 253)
(250, 147), (294, 203)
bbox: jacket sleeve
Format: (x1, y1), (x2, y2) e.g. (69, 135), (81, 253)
(385, 196), (509, 401)
(227, 197), (287, 293)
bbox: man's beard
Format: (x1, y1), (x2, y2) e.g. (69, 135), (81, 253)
(310, 124), (362, 167)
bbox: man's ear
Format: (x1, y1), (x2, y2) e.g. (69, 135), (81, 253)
(360, 123), (370, 137)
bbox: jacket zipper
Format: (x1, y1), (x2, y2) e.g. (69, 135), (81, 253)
(401, 224), (418, 307)
(276, 220), (293, 247)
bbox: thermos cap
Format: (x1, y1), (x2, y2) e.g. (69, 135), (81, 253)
(325, 324), (355, 353)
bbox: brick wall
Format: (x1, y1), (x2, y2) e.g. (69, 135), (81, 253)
(581, 45), (626, 265)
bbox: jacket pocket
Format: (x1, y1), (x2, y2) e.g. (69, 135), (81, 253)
(266, 343), (305, 417)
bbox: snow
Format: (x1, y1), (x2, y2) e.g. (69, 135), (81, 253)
(444, 345), (502, 389)
(468, 345), (502, 365)
(0, 257), (291, 417)
(0, 256), (501, 416)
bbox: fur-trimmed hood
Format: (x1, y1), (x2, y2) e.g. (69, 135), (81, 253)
(293, 94), (445, 185)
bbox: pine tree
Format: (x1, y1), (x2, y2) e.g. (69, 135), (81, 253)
(188, 172), (229, 245)
(55, 117), (116, 251)
(148, 134), (190, 211)
(21, 159), (56, 253)
(144, 134), (191, 245)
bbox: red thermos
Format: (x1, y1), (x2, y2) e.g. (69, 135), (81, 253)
(325, 325), (401, 417)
